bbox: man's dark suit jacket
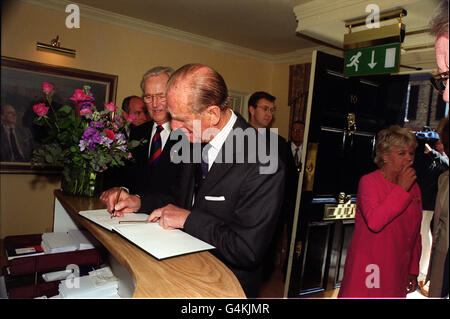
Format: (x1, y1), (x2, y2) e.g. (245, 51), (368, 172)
(268, 132), (298, 227)
(0, 125), (35, 162)
(103, 121), (182, 205)
(263, 129), (298, 281)
(283, 140), (300, 237)
(139, 113), (286, 297)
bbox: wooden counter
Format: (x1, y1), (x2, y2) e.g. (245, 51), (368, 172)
(54, 190), (245, 298)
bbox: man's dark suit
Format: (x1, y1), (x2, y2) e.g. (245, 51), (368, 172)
(103, 121), (181, 207)
(261, 131), (297, 280)
(282, 140), (301, 277)
(0, 125), (35, 162)
(140, 114), (286, 297)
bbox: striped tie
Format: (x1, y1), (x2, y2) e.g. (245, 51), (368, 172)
(9, 127), (24, 161)
(194, 143), (211, 199)
(200, 143), (211, 180)
(148, 124), (163, 167)
(294, 147), (299, 167)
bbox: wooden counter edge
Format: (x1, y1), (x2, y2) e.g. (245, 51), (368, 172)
(53, 190), (246, 298)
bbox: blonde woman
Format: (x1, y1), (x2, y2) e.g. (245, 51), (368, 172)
(339, 125), (422, 298)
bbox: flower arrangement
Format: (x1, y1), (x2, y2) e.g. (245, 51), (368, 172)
(32, 82), (143, 196)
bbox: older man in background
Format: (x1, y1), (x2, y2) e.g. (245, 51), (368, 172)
(1, 104), (34, 162)
(121, 95), (149, 129)
(101, 66), (181, 203)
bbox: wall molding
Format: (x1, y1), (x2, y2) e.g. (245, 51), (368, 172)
(20, 0), (331, 65)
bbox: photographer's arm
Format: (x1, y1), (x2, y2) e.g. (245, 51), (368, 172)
(425, 143), (449, 168)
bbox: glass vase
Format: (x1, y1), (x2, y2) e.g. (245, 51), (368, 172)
(61, 166), (103, 197)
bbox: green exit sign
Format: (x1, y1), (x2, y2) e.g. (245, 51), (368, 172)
(344, 43), (401, 76)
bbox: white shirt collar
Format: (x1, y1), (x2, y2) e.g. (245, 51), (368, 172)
(205, 110), (237, 169)
(208, 109), (237, 153)
(153, 121), (171, 132)
(291, 141), (302, 152)
(149, 121), (172, 154)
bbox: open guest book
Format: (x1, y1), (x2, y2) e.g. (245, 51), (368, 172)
(78, 209), (215, 260)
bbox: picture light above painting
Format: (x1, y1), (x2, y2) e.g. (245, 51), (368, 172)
(0, 56), (118, 174)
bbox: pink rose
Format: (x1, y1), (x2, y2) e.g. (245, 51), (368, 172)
(42, 82), (55, 94)
(70, 89), (91, 103)
(127, 114), (136, 125)
(79, 108), (92, 116)
(33, 103), (49, 116)
(105, 129), (115, 140)
(104, 102), (117, 113)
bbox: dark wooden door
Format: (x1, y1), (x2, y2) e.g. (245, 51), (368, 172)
(286, 50), (409, 297)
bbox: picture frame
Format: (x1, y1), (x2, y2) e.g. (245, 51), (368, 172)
(0, 56), (118, 174)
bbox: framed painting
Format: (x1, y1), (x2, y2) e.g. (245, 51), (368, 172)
(0, 56), (118, 174)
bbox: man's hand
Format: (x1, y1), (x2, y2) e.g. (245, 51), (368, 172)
(147, 204), (191, 230)
(99, 187), (141, 216)
(100, 187), (122, 211)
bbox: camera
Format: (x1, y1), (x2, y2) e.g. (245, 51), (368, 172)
(413, 126), (440, 151)
(414, 126), (440, 142)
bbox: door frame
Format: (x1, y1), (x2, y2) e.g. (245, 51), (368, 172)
(283, 50), (318, 297)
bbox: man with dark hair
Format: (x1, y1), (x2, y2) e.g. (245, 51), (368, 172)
(107, 64), (285, 297)
(247, 90), (295, 281)
(426, 0), (449, 299)
(121, 95), (148, 128)
(248, 91), (276, 129)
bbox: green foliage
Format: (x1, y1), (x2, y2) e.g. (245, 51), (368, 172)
(31, 84), (144, 174)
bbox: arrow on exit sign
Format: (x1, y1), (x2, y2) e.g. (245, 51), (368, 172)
(344, 43), (401, 76)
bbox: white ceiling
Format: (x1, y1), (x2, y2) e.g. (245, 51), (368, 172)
(72, 0), (318, 55)
(33, 0), (442, 70)
(293, 0), (441, 71)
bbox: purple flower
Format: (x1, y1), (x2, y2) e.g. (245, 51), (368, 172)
(79, 140), (86, 152)
(113, 117), (123, 130)
(80, 126), (102, 151)
(83, 126), (97, 137)
(91, 133), (102, 144)
(100, 135), (113, 149)
(90, 121), (104, 129)
(115, 133), (126, 144)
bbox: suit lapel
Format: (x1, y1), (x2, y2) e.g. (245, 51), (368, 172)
(197, 159), (234, 197)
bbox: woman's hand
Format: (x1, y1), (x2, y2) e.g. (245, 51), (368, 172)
(406, 274), (418, 294)
(397, 166), (416, 192)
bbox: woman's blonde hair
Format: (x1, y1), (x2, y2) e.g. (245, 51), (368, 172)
(374, 125), (418, 168)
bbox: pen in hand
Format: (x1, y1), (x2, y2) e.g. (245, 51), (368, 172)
(111, 188), (122, 219)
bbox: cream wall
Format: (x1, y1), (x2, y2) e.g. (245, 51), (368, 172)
(1, 0), (297, 238)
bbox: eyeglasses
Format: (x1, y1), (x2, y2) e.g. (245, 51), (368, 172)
(292, 129), (304, 133)
(430, 71), (448, 95)
(257, 105), (276, 114)
(143, 93), (166, 104)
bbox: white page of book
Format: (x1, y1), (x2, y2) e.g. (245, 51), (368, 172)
(78, 209), (148, 231)
(79, 209), (215, 259)
(113, 223), (215, 260)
